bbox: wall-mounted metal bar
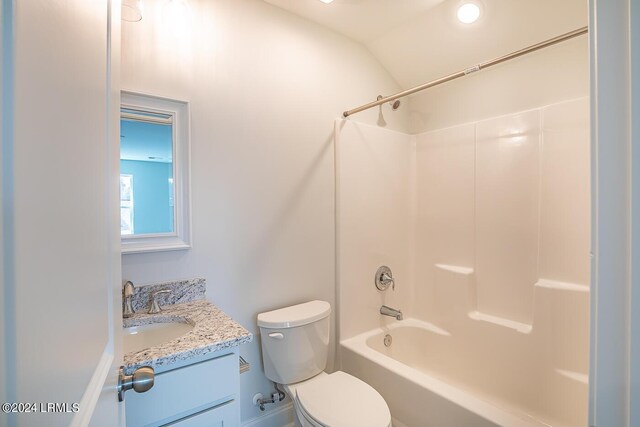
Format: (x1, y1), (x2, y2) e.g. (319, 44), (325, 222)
(342, 26), (588, 118)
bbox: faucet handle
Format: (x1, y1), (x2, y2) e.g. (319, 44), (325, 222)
(123, 280), (135, 296)
(375, 266), (395, 291)
(123, 281), (135, 318)
(380, 272), (395, 290)
(148, 290), (172, 314)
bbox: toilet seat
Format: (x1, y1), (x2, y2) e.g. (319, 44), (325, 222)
(294, 371), (391, 427)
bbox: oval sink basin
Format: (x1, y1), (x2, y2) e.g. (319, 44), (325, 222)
(124, 322), (194, 353)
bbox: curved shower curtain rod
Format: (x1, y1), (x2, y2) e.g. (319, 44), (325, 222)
(342, 26), (589, 118)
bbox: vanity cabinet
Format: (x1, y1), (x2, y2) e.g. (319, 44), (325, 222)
(126, 349), (240, 427)
(165, 401), (237, 427)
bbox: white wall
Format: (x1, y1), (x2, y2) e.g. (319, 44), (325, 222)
(407, 37), (589, 133)
(120, 0), (408, 423)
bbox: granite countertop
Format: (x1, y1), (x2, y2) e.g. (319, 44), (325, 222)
(122, 278), (252, 374)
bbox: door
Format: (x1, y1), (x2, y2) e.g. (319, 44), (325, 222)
(1, 1), (123, 426)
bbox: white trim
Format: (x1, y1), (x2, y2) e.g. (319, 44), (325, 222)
(0, 0), (10, 409)
(630, 0), (640, 424)
(69, 350), (114, 427)
(120, 91), (192, 254)
(241, 402), (294, 427)
(589, 1), (636, 425)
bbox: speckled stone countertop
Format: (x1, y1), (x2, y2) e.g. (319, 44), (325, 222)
(128, 277), (207, 312)
(122, 279), (252, 374)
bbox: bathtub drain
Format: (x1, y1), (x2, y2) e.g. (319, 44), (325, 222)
(384, 334), (392, 347)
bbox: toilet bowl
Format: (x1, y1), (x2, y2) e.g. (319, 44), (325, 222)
(285, 371), (391, 427)
(257, 301), (391, 427)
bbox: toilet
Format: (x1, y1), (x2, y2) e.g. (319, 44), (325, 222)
(257, 300), (392, 427)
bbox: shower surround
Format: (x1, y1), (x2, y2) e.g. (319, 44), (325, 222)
(336, 97), (589, 426)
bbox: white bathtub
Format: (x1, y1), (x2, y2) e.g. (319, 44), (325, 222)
(341, 318), (587, 427)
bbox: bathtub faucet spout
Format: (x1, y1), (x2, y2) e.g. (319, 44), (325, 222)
(380, 305), (403, 320)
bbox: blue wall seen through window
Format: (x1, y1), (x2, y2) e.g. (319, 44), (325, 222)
(120, 160), (174, 234)
(120, 116), (174, 235)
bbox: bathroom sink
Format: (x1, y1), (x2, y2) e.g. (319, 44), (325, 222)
(124, 322), (193, 353)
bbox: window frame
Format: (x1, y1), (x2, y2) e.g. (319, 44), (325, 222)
(120, 91), (191, 254)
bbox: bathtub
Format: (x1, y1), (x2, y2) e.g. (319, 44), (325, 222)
(340, 318), (587, 427)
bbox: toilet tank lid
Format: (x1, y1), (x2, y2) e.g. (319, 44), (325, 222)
(257, 300), (331, 329)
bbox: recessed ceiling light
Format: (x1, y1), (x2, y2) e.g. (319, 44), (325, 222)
(457, 3), (481, 24)
(319, 0), (334, 3)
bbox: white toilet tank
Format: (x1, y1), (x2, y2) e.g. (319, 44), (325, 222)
(257, 300), (331, 384)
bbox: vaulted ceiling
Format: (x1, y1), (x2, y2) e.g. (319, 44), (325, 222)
(263, 0), (588, 90)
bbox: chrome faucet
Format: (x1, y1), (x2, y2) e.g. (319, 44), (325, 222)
(123, 281), (135, 318)
(148, 290), (172, 314)
(380, 305), (403, 320)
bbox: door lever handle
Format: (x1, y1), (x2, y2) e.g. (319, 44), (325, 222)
(117, 366), (154, 402)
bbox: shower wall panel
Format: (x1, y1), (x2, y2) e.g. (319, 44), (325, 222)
(415, 97), (590, 330)
(335, 119), (415, 341)
(475, 110), (541, 324)
(539, 99), (591, 286)
(414, 124), (475, 323)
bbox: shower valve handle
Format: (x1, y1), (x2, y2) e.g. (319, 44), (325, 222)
(375, 266), (395, 291)
(380, 272), (395, 290)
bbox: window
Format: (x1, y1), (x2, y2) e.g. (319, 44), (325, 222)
(120, 91), (191, 253)
(120, 174), (134, 235)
